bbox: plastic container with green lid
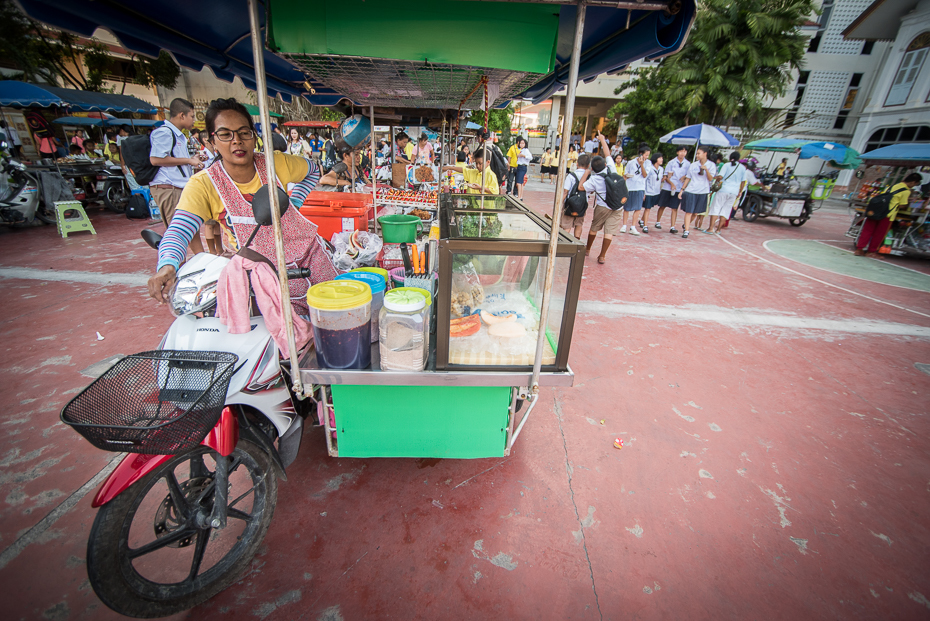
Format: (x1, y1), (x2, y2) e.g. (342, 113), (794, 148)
(391, 286), (433, 341)
(379, 289), (428, 371)
(335, 272), (386, 343)
(306, 280), (372, 369)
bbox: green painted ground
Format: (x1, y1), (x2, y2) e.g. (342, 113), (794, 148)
(765, 239), (930, 292)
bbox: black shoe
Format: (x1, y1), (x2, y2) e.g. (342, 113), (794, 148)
(654, 222), (662, 230)
(642, 226), (649, 234)
(682, 229), (689, 238)
(670, 227), (678, 234)
(638, 219), (644, 227)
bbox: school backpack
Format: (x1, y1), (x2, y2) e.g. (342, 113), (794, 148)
(322, 139), (336, 173)
(124, 193), (150, 219)
(597, 170), (629, 210)
(563, 172), (588, 218)
(120, 129), (181, 186)
(865, 186), (908, 221)
(488, 146), (508, 188)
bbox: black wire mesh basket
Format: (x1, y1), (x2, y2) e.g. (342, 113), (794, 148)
(61, 351), (239, 455)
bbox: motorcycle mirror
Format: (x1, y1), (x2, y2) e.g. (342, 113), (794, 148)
(141, 229), (163, 250)
(331, 162), (348, 175)
(251, 184), (289, 226)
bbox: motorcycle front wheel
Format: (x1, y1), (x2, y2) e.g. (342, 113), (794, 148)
(86, 440), (277, 618)
(34, 200), (56, 225)
(104, 182), (131, 213)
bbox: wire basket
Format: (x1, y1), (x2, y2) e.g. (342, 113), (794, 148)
(61, 351), (239, 455)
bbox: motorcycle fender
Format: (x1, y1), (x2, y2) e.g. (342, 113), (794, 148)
(92, 407), (248, 508)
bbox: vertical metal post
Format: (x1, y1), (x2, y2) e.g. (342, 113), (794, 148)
(370, 105), (377, 232)
(530, 0), (586, 393)
(248, 0), (304, 397)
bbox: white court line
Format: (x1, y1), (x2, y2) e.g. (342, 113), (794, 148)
(0, 267), (147, 287)
(715, 235), (930, 319)
(811, 240), (930, 279)
(577, 301), (930, 337)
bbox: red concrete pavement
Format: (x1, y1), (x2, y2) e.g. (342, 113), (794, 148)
(0, 192), (928, 620)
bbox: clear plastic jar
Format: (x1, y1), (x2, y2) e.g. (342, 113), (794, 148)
(379, 289), (427, 371)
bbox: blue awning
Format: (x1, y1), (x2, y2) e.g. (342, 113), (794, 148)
(16, 0), (695, 109)
(0, 81), (157, 113)
(52, 116), (104, 127)
(104, 119), (164, 128)
(860, 143), (930, 165)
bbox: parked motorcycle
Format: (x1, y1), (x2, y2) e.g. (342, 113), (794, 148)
(61, 185), (313, 617)
(0, 155), (56, 225)
(98, 165), (131, 213)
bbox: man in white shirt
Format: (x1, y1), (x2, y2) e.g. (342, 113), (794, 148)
(583, 133), (626, 264)
(656, 145), (688, 234)
(583, 132), (599, 154)
(677, 145), (716, 239)
(623, 145), (652, 236)
(149, 98), (204, 251)
(560, 152), (591, 240)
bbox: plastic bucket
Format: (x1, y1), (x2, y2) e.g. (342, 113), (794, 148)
(306, 281), (372, 369)
(377, 214), (424, 243)
(335, 272), (385, 343)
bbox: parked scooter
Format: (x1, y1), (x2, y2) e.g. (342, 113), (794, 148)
(98, 165), (131, 213)
(61, 185), (314, 617)
(0, 153), (55, 225)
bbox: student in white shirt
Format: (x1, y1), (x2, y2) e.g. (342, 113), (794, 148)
(677, 145), (716, 239)
(642, 152), (664, 233)
(583, 133), (599, 153)
(708, 151), (748, 233)
(560, 152), (591, 240)
(622, 145), (651, 236)
(514, 137), (533, 200)
(656, 145), (689, 234)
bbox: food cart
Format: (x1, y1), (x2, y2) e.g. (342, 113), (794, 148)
(742, 139), (861, 226)
(845, 143), (930, 257)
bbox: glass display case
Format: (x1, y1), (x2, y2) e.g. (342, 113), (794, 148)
(436, 193), (584, 371)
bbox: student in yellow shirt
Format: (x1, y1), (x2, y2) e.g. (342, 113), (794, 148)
(855, 173), (922, 257)
(506, 139), (521, 194)
(442, 148), (499, 195)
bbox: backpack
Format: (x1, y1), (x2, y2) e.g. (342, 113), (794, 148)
(598, 170), (629, 210)
(124, 193), (149, 219)
(488, 146), (508, 188)
(322, 139), (336, 173)
(121, 130), (182, 186)
(865, 186), (908, 221)
(563, 172), (588, 218)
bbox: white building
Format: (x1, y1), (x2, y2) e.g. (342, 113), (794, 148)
(837, 0), (930, 186)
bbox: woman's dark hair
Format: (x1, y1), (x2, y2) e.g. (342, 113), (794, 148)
(418, 133), (428, 143)
(204, 98), (254, 137)
(729, 151), (741, 163)
(651, 153), (663, 165)
(545, 147), (551, 152)
(456, 150), (467, 163)
(517, 137), (527, 148)
(568, 144), (576, 152)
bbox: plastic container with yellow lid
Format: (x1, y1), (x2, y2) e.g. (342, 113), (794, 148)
(306, 280), (372, 369)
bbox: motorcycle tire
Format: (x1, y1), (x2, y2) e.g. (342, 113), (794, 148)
(86, 440), (277, 618)
(104, 183), (131, 213)
(742, 195), (762, 222)
(34, 200), (56, 225)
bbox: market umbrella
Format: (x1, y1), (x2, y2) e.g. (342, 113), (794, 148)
(799, 141), (861, 170)
(744, 138), (812, 152)
(659, 123), (739, 147)
(860, 143), (930, 166)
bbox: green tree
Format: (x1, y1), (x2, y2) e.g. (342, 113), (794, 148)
(664, 0), (816, 127)
(0, 0), (180, 92)
(607, 66), (687, 156)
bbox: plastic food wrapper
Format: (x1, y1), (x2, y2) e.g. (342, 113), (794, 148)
(450, 261), (485, 317)
(330, 230), (383, 271)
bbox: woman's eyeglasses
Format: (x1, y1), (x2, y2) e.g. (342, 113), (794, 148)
(213, 129), (256, 142)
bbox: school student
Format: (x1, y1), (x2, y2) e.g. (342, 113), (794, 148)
(707, 151), (747, 233)
(641, 152), (663, 234)
(677, 145), (716, 239)
(441, 147), (499, 195)
(656, 145), (689, 234)
(622, 145), (651, 236)
(583, 134), (626, 264)
(560, 153), (591, 240)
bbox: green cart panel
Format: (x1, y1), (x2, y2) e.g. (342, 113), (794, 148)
(331, 385), (511, 458)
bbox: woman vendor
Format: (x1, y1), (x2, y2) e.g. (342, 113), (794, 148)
(317, 145), (368, 191)
(147, 98), (337, 315)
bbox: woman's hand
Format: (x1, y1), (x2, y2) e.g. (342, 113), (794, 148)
(678, 191), (684, 199)
(148, 265), (177, 304)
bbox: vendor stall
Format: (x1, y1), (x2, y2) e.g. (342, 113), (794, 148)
(844, 143), (930, 256)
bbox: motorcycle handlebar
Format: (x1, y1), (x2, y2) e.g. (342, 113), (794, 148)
(285, 268), (311, 280)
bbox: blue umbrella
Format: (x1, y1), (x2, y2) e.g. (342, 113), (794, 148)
(659, 123), (739, 147)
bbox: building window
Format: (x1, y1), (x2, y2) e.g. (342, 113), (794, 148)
(885, 33), (930, 107)
(808, 0), (833, 53)
(861, 41), (874, 55)
(834, 72), (863, 129)
(784, 71), (811, 128)
(865, 124), (930, 151)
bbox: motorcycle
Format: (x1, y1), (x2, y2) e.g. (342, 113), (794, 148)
(0, 153), (55, 225)
(61, 186), (313, 617)
(98, 165), (131, 213)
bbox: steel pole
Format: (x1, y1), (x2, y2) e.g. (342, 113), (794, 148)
(530, 0), (586, 393)
(370, 106), (379, 233)
(248, 0), (304, 398)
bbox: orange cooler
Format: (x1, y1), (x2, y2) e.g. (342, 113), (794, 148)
(298, 192), (371, 243)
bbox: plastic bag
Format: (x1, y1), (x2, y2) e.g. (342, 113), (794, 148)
(330, 230), (383, 271)
(450, 259), (485, 317)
